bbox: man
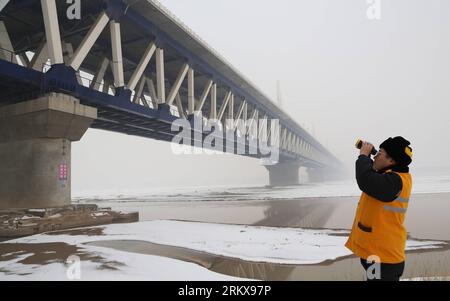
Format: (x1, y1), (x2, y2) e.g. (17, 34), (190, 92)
(346, 136), (413, 281)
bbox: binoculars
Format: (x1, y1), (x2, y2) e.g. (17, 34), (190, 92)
(355, 139), (378, 156)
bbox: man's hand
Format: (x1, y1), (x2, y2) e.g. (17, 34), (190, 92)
(360, 141), (374, 157)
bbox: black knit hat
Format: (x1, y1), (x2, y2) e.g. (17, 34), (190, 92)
(379, 136), (413, 167)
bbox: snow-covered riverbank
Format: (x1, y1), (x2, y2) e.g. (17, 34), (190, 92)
(1, 220), (447, 280)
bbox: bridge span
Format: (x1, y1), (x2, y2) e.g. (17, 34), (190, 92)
(0, 0), (344, 209)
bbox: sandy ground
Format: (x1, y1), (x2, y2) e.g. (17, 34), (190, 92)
(84, 238), (450, 281)
(84, 192), (450, 280)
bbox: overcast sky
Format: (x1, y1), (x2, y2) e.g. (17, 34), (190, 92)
(72, 0), (450, 192)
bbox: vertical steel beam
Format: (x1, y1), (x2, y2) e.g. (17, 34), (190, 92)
(281, 128), (287, 150)
(287, 132), (292, 152)
(156, 48), (165, 103)
(210, 83), (217, 120)
(225, 93), (234, 131)
(187, 68), (195, 114)
(285, 131), (290, 151)
(40, 0), (63, 65)
(258, 115), (267, 140)
(110, 20), (124, 87)
(292, 134), (296, 152)
(267, 120), (272, 145)
(268, 120), (275, 146)
(284, 129), (289, 150)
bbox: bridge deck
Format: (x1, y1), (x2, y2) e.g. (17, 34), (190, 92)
(0, 0), (341, 169)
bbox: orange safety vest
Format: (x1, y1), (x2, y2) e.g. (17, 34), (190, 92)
(345, 171), (412, 264)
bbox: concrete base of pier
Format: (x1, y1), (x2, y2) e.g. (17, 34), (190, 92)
(307, 167), (326, 183)
(265, 161), (301, 187)
(0, 93), (96, 210)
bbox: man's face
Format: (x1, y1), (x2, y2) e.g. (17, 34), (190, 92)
(373, 148), (396, 171)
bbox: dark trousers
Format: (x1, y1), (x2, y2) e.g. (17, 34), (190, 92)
(360, 258), (405, 281)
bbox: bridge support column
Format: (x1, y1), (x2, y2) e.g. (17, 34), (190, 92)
(307, 167), (326, 183)
(0, 93), (97, 210)
(265, 161), (301, 187)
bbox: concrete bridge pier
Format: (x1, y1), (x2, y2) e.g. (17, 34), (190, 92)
(0, 93), (97, 210)
(265, 161), (301, 187)
(307, 167), (326, 183)
(307, 167), (346, 182)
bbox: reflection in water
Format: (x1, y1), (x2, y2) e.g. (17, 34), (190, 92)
(255, 199), (339, 228)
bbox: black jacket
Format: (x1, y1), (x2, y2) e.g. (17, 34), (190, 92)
(355, 155), (403, 202)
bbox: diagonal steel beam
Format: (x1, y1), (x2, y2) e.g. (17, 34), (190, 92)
(167, 62), (189, 106)
(70, 11), (110, 71)
(90, 56), (109, 90)
(195, 79), (213, 112)
(128, 41), (156, 90)
(217, 91), (231, 121)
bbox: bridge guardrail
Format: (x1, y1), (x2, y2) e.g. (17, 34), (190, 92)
(0, 46), (18, 64)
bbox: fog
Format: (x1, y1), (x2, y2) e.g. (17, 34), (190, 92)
(72, 0), (450, 192)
